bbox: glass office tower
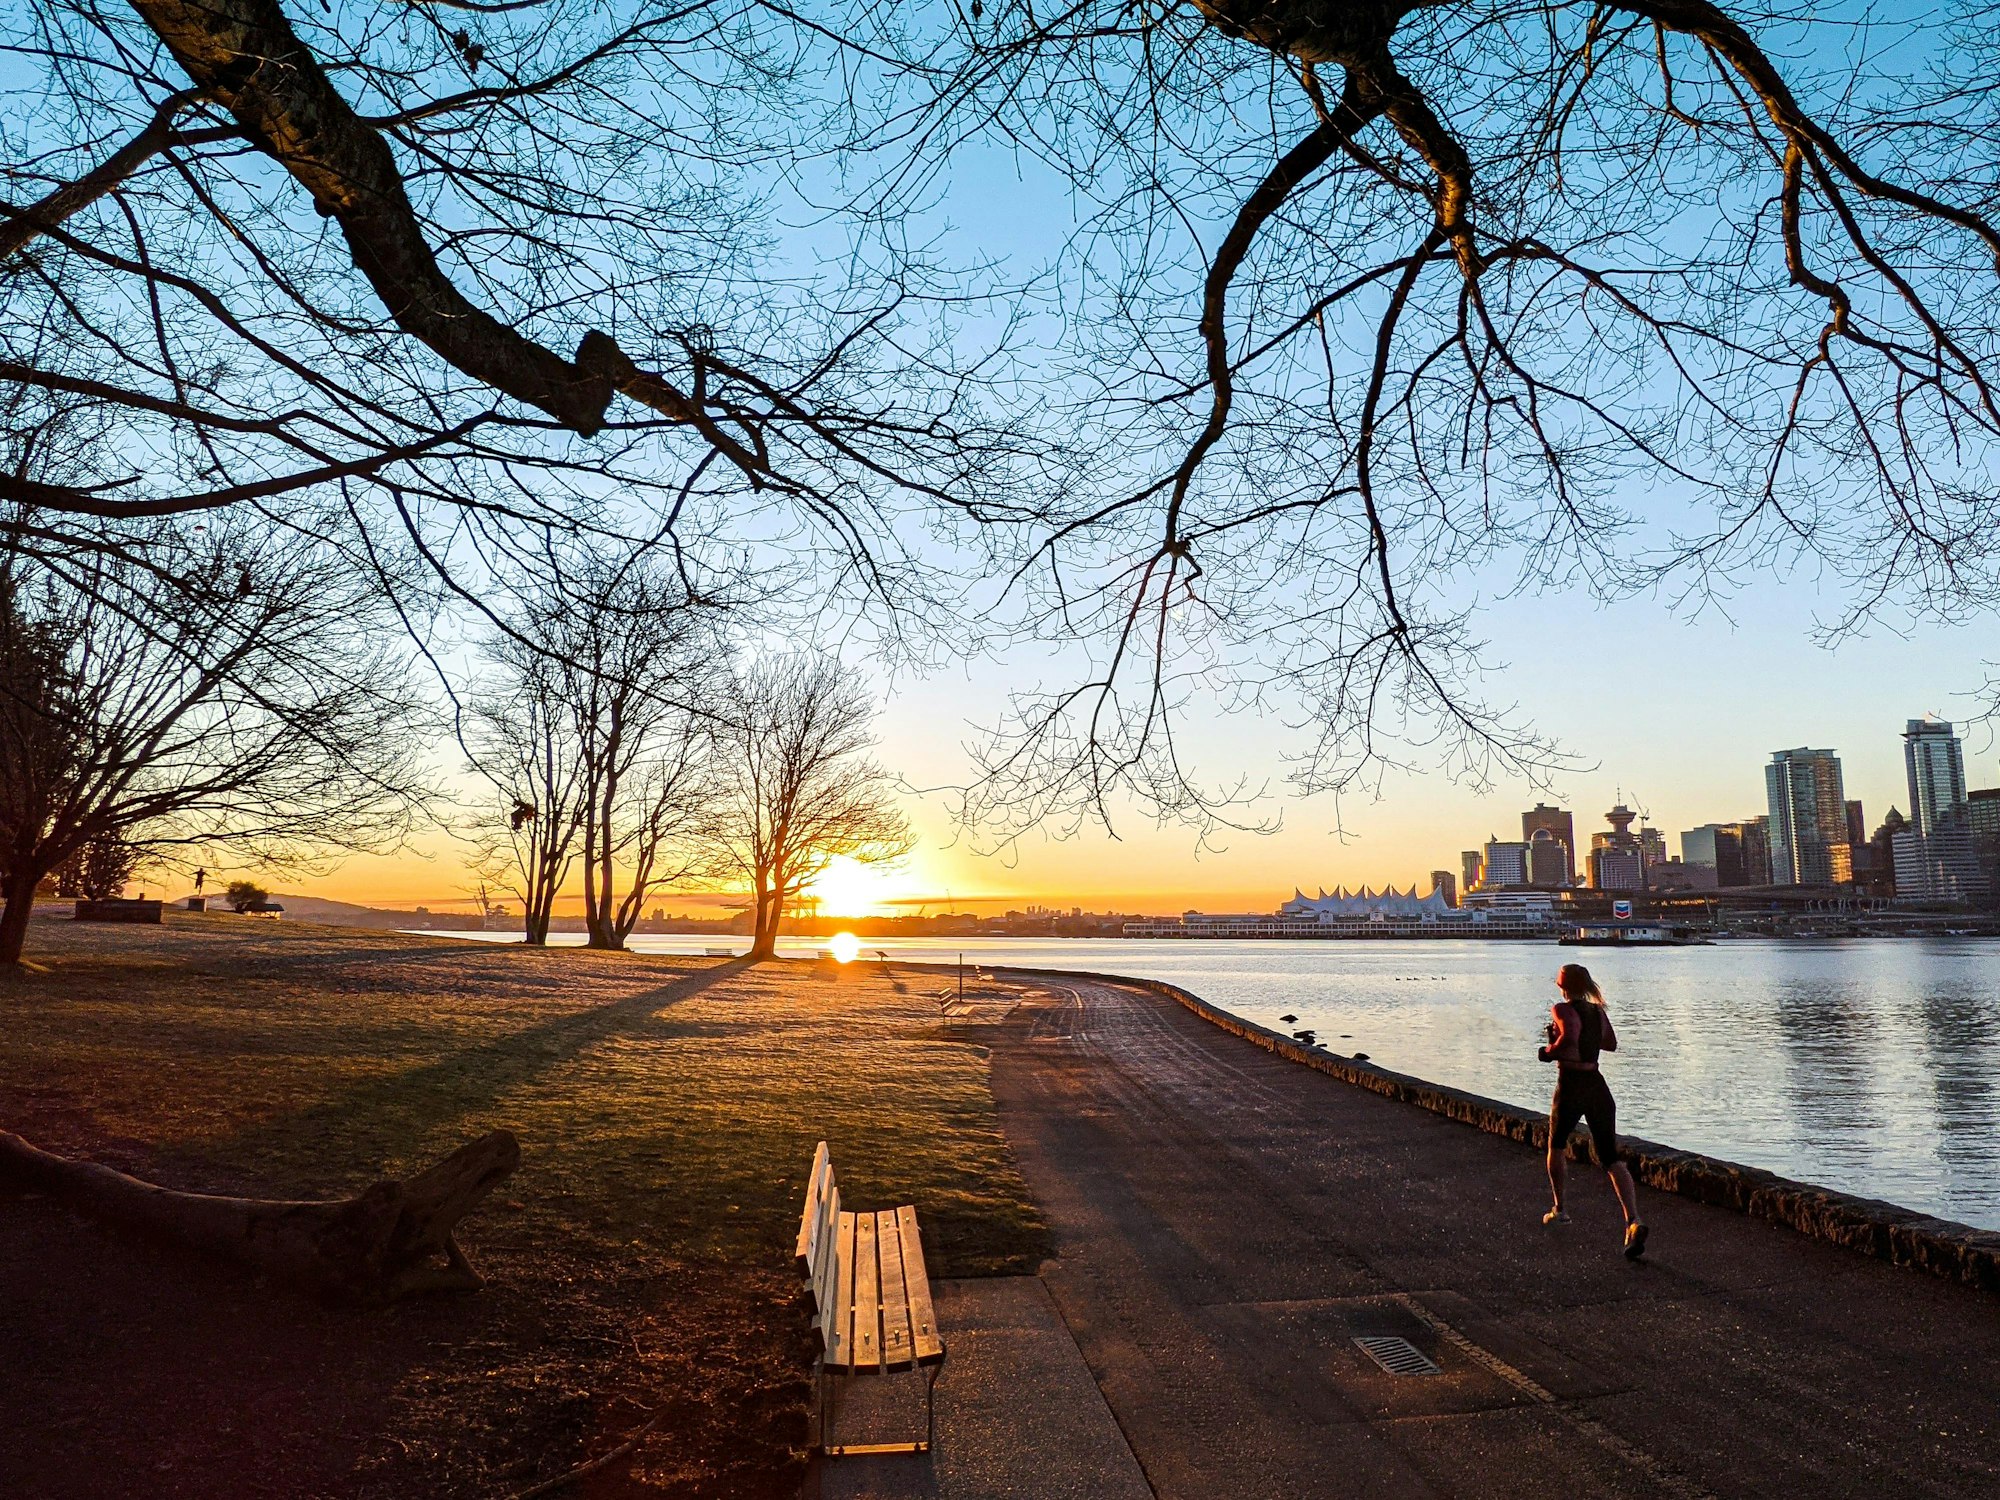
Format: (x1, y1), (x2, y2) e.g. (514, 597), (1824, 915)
(1895, 719), (1987, 900)
(1903, 718), (1968, 838)
(1765, 748), (1848, 886)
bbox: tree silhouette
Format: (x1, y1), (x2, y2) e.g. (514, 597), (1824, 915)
(707, 655), (911, 962)
(466, 550), (714, 950)
(0, 515), (430, 963)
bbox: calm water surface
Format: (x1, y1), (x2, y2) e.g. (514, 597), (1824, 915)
(426, 932), (2000, 1231)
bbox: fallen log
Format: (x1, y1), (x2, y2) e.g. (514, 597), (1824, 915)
(0, 1127), (520, 1303)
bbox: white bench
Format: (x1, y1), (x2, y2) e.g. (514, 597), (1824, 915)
(794, 1141), (946, 1456)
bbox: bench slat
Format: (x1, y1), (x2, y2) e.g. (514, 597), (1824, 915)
(813, 1183), (843, 1356)
(826, 1210), (857, 1365)
(852, 1211), (882, 1370)
(796, 1149), (945, 1376)
(795, 1141), (833, 1276)
(896, 1205), (944, 1366)
(808, 1176), (840, 1316)
(877, 1209), (916, 1369)
(804, 1173), (840, 1313)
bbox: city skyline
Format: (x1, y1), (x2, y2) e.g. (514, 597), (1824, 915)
(259, 498), (2000, 916)
(290, 678), (2000, 916)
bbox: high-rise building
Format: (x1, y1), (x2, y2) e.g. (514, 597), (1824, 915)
(1681, 823), (1754, 887)
(1591, 846), (1645, 891)
(1741, 815), (1772, 886)
(1431, 870), (1458, 908)
(1527, 829), (1572, 887)
(1866, 808), (1906, 898)
(1482, 838), (1532, 887)
(1893, 825), (1987, 902)
(1765, 748), (1849, 886)
(1681, 824), (1720, 867)
(1520, 803), (1575, 885)
(1520, 812), (1568, 880)
(1894, 719), (1988, 901)
(1845, 799), (1877, 882)
(1588, 804), (1645, 891)
(1637, 824), (1667, 870)
(1647, 857), (1717, 892)
(1904, 718), (1968, 838)
(1461, 849), (1484, 894)
(1968, 789), (2000, 890)
(1971, 788), (2000, 841)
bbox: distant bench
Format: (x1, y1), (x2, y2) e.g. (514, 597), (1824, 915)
(73, 899), (162, 924)
(794, 1142), (946, 1456)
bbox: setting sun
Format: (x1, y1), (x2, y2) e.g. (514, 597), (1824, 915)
(803, 856), (910, 917)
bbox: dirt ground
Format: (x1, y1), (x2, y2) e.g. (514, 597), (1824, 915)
(0, 912), (1046, 1499)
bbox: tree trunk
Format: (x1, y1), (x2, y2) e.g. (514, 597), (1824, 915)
(0, 868), (39, 966)
(523, 854), (555, 945)
(0, 1127), (520, 1302)
(745, 875), (776, 961)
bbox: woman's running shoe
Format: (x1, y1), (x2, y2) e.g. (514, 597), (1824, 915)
(1624, 1221), (1650, 1259)
(1542, 1207), (1570, 1225)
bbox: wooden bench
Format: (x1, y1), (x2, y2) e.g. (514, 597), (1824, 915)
(794, 1142), (946, 1456)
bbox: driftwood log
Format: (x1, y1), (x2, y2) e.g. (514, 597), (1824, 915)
(0, 1127), (520, 1302)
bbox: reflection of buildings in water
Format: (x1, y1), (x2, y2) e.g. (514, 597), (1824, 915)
(1771, 988), (1886, 1148)
(1914, 990), (2000, 1203)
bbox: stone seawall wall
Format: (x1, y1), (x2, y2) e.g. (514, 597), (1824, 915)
(1003, 964), (2000, 1298)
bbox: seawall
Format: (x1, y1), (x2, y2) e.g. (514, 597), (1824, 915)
(998, 964), (2000, 1298)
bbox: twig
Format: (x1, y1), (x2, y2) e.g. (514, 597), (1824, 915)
(502, 1409), (667, 1500)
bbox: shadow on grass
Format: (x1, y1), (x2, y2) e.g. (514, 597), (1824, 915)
(183, 960), (750, 1183)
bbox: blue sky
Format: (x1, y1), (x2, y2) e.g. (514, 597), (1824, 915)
(277, 0), (2000, 913)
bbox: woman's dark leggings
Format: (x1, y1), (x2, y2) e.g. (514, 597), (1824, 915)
(1551, 1069), (1621, 1167)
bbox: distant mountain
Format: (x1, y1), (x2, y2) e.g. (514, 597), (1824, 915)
(269, 895), (484, 929)
(270, 895), (385, 922)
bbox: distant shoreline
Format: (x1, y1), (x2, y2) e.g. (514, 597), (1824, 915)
(403, 924), (2000, 945)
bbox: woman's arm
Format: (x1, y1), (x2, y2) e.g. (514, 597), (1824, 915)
(1538, 1003), (1578, 1062)
(1600, 1012), (1618, 1052)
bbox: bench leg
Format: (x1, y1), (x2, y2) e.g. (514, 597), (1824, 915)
(817, 1358), (833, 1454)
(821, 1355), (944, 1458)
(924, 1353), (944, 1451)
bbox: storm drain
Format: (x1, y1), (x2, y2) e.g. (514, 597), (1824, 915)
(1352, 1335), (1441, 1376)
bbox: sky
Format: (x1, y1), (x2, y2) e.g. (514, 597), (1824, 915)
(257, 1), (1998, 918)
(292, 568), (1998, 916)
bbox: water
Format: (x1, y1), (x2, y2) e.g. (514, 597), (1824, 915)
(421, 931), (2000, 1231)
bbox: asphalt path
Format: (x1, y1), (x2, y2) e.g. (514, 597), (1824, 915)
(987, 976), (2000, 1499)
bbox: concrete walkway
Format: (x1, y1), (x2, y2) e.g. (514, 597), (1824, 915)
(811, 1276), (1149, 1500)
(972, 976), (2000, 1499)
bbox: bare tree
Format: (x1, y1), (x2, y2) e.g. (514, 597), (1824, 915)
(54, 833), (140, 902)
(0, 514), (431, 965)
(892, 1), (2000, 834)
(709, 655), (912, 962)
(465, 630), (589, 947)
(466, 551), (713, 950)
(15, 0), (2000, 851)
(0, 0), (1038, 651)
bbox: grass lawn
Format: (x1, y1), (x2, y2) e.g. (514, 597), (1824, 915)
(0, 911), (1048, 1498)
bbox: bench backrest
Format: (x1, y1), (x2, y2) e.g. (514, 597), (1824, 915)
(795, 1141), (841, 1326)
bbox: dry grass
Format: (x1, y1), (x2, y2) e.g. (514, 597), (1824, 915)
(0, 911), (1047, 1498)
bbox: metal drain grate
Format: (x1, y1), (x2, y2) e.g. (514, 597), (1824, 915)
(1352, 1335), (1441, 1376)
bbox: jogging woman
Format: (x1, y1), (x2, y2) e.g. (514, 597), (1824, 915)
(1538, 963), (1648, 1259)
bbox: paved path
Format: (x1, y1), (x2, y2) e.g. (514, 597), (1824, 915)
(987, 977), (2000, 1499)
(813, 1277), (1151, 1500)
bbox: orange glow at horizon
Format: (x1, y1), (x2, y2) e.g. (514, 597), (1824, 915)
(802, 855), (918, 918)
